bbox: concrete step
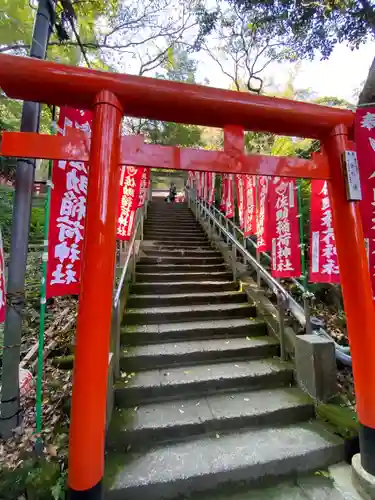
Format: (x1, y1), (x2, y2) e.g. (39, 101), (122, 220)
(120, 335), (280, 371)
(105, 421), (344, 500)
(144, 226), (204, 233)
(130, 281), (237, 295)
(114, 358), (294, 405)
(144, 249), (220, 258)
(107, 387), (314, 451)
(121, 318), (267, 346)
(138, 256), (224, 265)
(135, 271), (233, 283)
(143, 237), (209, 245)
(124, 302), (256, 325)
(135, 263), (228, 275)
(143, 240), (212, 248)
(127, 289), (244, 308)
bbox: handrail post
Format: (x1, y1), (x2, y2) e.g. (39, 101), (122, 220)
(277, 292), (287, 361)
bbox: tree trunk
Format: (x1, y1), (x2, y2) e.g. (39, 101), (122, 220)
(359, 53), (375, 105)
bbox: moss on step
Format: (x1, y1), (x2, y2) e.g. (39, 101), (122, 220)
(316, 400), (358, 439)
(107, 407), (137, 439)
(0, 459), (62, 500)
(104, 452), (133, 489)
(51, 354), (75, 369)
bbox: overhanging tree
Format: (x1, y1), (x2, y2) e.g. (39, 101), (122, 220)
(228, 0), (375, 105)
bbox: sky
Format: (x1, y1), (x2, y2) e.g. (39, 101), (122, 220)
(196, 40), (375, 104)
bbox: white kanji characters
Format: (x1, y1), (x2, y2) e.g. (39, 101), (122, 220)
(322, 227), (335, 245)
(69, 243), (80, 263)
(66, 168), (81, 194)
(361, 112), (375, 131)
(55, 241), (71, 263)
(276, 207), (288, 221)
(57, 216), (84, 244)
(322, 259), (339, 275)
(319, 182), (328, 196)
(321, 210), (333, 228)
(321, 196), (330, 211)
(70, 161), (88, 174)
(276, 219), (290, 236)
(65, 264), (77, 284)
(51, 264), (66, 284)
(58, 160), (67, 170)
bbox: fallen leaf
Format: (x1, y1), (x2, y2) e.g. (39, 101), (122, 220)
(216, 433), (220, 439)
(179, 409), (184, 414)
(47, 444), (58, 457)
(244, 398), (250, 402)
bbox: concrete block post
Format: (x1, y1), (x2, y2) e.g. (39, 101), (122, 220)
(295, 334), (337, 402)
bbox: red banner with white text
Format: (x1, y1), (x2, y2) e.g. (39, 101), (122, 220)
(117, 166), (143, 241)
(220, 175), (227, 211)
(138, 168), (150, 208)
(244, 175), (256, 237)
(225, 174), (234, 218)
(269, 177), (301, 278)
(356, 108), (375, 298)
(310, 180), (340, 283)
(0, 228), (5, 323)
(256, 176), (270, 253)
(46, 107), (93, 298)
(208, 172), (216, 205)
(235, 174), (245, 229)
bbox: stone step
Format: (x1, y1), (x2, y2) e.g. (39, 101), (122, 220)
(105, 421), (344, 500)
(114, 358), (293, 406)
(120, 335), (279, 371)
(143, 226), (205, 233)
(143, 240), (212, 248)
(135, 263), (228, 275)
(107, 387), (314, 451)
(121, 318), (267, 346)
(143, 237), (209, 245)
(130, 281), (237, 295)
(145, 249), (220, 258)
(135, 271), (233, 283)
(127, 289), (244, 308)
(146, 215), (195, 221)
(124, 302), (256, 325)
(138, 256), (224, 265)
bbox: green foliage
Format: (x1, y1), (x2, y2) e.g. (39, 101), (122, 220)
(0, 186), (45, 251)
(229, 0), (375, 61)
(0, 459), (64, 500)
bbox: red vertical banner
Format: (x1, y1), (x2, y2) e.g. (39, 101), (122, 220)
(244, 175), (256, 237)
(225, 174), (234, 218)
(310, 180), (340, 283)
(117, 166), (143, 241)
(356, 108), (375, 298)
(0, 227), (5, 323)
(208, 172), (216, 205)
(256, 176), (270, 253)
(138, 167), (148, 208)
(269, 177), (301, 278)
(235, 174), (245, 229)
(187, 171), (194, 189)
(46, 107), (93, 298)
(203, 171), (208, 201)
(220, 175), (227, 211)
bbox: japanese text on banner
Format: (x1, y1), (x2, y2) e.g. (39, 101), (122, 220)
(269, 177), (301, 278)
(310, 180), (339, 283)
(220, 174), (227, 212)
(117, 166), (143, 241)
(208, 172), (216, 205)
(225, 174), (234, 218)
(235, 174), (245, 229)
(356, 108), (375, 298)
(0, 227), (5, 323)
(46, 107), (93, 298)
(244, 175), (256, 237)
(138, 168), (150, 208)
(256, 176), (270, 253)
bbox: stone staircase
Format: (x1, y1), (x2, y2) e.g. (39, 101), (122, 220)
(105, 200), (344, 500)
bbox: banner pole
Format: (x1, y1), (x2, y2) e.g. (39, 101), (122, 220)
(35, 105), (56, 451)
(296, 179), (312, 335)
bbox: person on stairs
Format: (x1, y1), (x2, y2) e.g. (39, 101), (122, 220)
(165, 183), (177, 203)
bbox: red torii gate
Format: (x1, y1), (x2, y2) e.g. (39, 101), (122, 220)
(0, 53), (374, 499)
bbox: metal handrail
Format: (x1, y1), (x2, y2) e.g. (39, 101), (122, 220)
(190, 192), (306, 326)
(187, 187), (352, 367)
(201, 198), (305, 293)
(114, 218), (140, 308)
